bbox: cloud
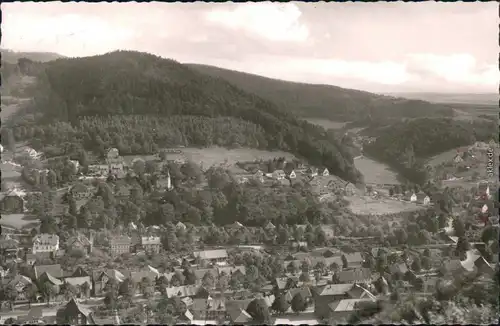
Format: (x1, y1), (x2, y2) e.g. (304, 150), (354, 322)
(3, 10), (136, 57)
(405, 53), (499, 88)
(205, 3), (309, 42)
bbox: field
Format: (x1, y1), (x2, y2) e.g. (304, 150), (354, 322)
(0, 213), (40, 229)
(305, 118), (347, 130)
(353, 156), (400, 185)
(346, 195), (423, 215)
(177, 147), (297, 169)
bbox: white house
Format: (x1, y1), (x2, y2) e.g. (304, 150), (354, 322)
(32, 234), (60, 254)
(287, 170), (297, 179)
(423, 196), (431, 205)
(273, 170), (286, 180)
(410, 193), (417, 202)
(453, 154), (464, 163)
(321, 168), (329, 177)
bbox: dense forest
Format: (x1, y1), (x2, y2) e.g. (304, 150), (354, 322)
(363, 118), (497, 184)
(187, 64), (455, 121)
(7, 50), (363, 184)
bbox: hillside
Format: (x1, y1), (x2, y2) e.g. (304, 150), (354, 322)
(187, 63), (455, 121)
(1, 49), (65, 64)
(387, 92), (498, 106)
(7, 50), (364, 184)
(363, 118), (497, 184)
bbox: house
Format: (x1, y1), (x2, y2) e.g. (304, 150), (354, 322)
(65, 233), (93, 255)
(64, 277), (93, 298)
(153, 172), (172, 191)
(336, 268), (373, 284)
(191, 298), (226, 320)
(285, 287), (312, 302)
(477, 182), (491, 199)
(342, 252), (364, 269)
(38, 271), (63, 292)
(410, 193), (417, 202)
(32, 234), (60, 254)
(69, 183), (92, 200)
(328, 298), (377, 321)
(320, 168), (330, 177)
(320, 225), (335, 240)
(453, 153), (464, 163)
(306, 167), (318, 178)
(92, 269), (126, 296)
(7, 275), (34, 301)
(56, 298), (95, 324)
(0, 189), (26, 213)
(176, 222), (187, 231)
(217, 266), (246, 278)
(88, 164), (109, 176)
(344, 183), (357, 196)
(139, 236), (162, 254)
(313, 283), (356, 319)
(225, 221), (244, 230)
(34, 264), (64, 279)
(287, 170), (297, 179)
(264, 221), (276, 231)
(165, 285), (206, 298)
(423, 195), (431, 205)
(225, 300), (253, 324)
(109, 236), (131, 256)
(193, 249), (228, 264)
(272, 169), (286, 180)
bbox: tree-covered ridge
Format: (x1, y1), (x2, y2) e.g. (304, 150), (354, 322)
(187, 64), (455, 121)
(363, 118), (497, 184)
(1, 49), (65, 64)
(11, 50), (363, 183)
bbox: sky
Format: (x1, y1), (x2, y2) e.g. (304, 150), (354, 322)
(2, 1), (498, 93)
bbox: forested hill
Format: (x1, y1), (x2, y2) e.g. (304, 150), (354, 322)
(187, 63), (455, 122)
(363, 118), (497, 184)
(10, 50), (364, 184)
(1, 49), (65, 64)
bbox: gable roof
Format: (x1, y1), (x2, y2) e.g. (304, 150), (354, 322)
(34, 264), (63, 279)
(343, 252), (364, 264)
(337, 268), (372, 283)
(165, 285), (200, 298)
(33, 234), (59, 246)
(316, 283), (354, 296)
(63, 298), (94, 322)
(8, 275), (33, 287)
(226, 300), (253, 323)
(329, 298), (376, 312)
(193, 249), (228, 260)
(64, 276), (93, 290)
(41, 272), (63, 286)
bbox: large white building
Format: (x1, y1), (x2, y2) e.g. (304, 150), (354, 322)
(32, 234), (60, 254)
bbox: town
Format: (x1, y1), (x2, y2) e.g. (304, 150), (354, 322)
(0, 143), (498, 324)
